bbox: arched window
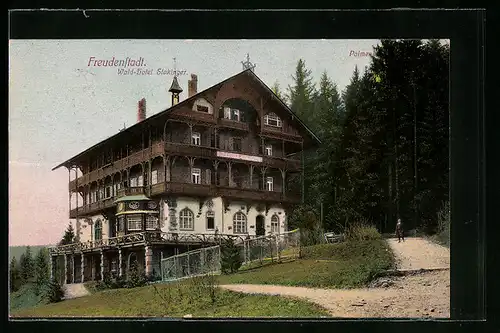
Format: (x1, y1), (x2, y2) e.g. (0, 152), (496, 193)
(271, 215), (279, 233)
(179, 208), (194, 230)
(94, 219), (102, 241)
(264, 113), (282, 127)
(233, 212), (247, 234)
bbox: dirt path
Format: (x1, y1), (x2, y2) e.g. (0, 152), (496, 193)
(220, 237), (450, 318)
(63, 283), (90, 300)
(386, 237), (450, 270)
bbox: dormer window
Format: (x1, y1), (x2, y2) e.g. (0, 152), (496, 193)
(264, 113), (282, 127)
(196, 105), (209, 113)
(193, 98), (213, 114)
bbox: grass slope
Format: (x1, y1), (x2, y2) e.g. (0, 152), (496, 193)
(10, 281), (330, 318)
(10, 283), (46, 312)
(218, 239), (395, 288)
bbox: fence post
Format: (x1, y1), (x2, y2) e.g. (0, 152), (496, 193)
(187, 253), (190, 276)
(218, 246), (222, 272)
(200, 249), (205, 274)
(276, 235), (281, 261)
(243, 240), (248, 264)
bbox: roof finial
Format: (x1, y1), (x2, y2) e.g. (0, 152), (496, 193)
(173, 57), (177, 75)
(241, 53), (256, 72)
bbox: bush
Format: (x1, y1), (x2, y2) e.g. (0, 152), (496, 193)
(220, 238), (243, 274)
(45, 279), (64, 303)
(126, 262), (147, 288)
(435, 201), (450, 247)
(344, 219), (381, 241)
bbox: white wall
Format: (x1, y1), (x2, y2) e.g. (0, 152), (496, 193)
(161, 196), (287, 236)
(77, 214), (108, 242)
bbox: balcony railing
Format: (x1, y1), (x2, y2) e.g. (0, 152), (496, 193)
(164, 142), (215, 159)
(69, 142), (302, 190)
(69, 199), (115, 218)
(117, 186), (145, 198)
(48, 231), (257, 255)
(218, 118), (250, 131)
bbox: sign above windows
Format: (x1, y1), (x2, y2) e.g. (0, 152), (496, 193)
(216, 151), (263, 163)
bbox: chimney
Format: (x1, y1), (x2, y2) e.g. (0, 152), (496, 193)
(188, 74), (198, 98)
(137, 98), (146, 123)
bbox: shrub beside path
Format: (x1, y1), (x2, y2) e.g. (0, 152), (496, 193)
(220, 237), (450, 318)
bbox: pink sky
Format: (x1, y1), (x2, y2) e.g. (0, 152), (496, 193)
(9, 162), (69, 245)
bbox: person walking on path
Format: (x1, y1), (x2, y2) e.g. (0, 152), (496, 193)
(395, 218), (405, 243)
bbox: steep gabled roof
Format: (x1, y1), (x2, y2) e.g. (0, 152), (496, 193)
(52, 69), (321, 171)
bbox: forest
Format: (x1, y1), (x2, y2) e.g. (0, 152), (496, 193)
(279, 39), (450, 238)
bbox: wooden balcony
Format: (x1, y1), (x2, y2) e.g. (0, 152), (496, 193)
(263, 156), (301, 171)
(164, 142), (216, 159)
(261, 126), (303, 143)
(69, 143), (301, 191)
(117, 186), (145, 198)
(69, 198), (115, 218)
(218, 118), (250, 131)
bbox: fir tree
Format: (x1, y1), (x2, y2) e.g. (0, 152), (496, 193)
(34, 248), (50, 296)
(20, 246), (35, 282)
(220, 238), (243, 274)
(59, 223), (75, 245)
(271, 80), (286, 102)
(287, 59), (316, 128)
(9, 257), (22, 292)
(45, 278), (65, 303)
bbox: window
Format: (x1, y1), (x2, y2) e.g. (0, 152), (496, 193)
(192, 132), (201, 145)
(127, 215), (142, 231)
(223, 107), (231, 120)
(265, 145), (273, 156)
(196, 105), (209, 113)
(98, 188), (104, 200)
(151, 170), (158, 185)
(264, 113), (283, 127)
(206, 211), (215, 230)
(112, 184), (117, 197)
(94, 219), (102, 241)
(271, 215), (279, 233)
(231, 108), (240, 122)
(231, 138), (242, 152)
(233, 212), (247, 234)
(86, 193), (90, 205)
(266, 177), (274, 191)
(145, 215), (158, 230)
(130, 177), (137, 187)
(105, 186), (112, 198)
(192, 168), (201, 184)
(205, 169), (212, 185)
(179, 208), (194, 230)
(138, 175), (143, 187)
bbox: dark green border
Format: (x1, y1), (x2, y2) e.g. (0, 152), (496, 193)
(7, 7), (493, 333)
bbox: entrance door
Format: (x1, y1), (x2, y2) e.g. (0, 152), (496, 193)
(256, 215), (265, 236)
